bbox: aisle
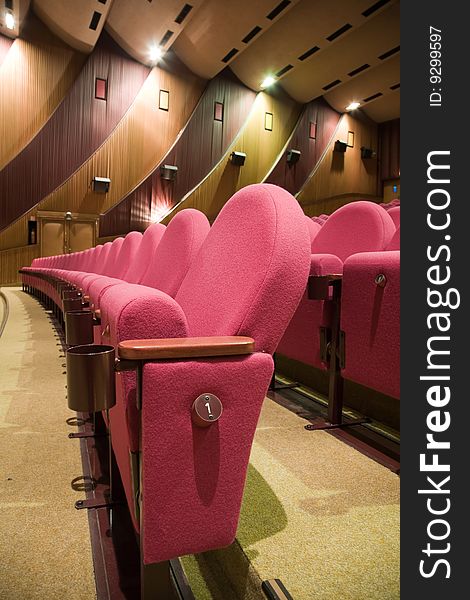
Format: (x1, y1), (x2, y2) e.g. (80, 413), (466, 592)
(0, 288), (96, 600)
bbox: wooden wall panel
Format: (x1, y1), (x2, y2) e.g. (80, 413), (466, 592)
(0, 31), (150, 233)
(0, 245), (39, 286)
(265, 98), (340, 195)
(162, 87), (301, 224)
(378, 118), (400, 187)
(296, 113), (380, 216)
(0, 33), (13, 67)
(0, 55), (204, 257)
(0, 15), (85, 171)
(100, 70), (256, 236)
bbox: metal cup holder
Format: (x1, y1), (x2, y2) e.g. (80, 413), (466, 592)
(66, 344), (116, 412)
(63, 297), (84, 313)
(65, 310), (94, 346)
(62, 289), (82, 300)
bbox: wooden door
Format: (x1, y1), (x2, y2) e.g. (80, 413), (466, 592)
(41, 220), (65, 257)
(37, 211), (98, 257)
(69, 221), (95, 252)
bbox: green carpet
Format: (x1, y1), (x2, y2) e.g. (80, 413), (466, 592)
(182, 399), (399, 599)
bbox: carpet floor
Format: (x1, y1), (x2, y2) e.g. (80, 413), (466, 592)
(182, 398), (400, 599)
(0, 287), (399, 599)
(0, 288), (96, 600)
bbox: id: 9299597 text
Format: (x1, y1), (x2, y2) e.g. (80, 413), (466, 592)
(429, 26), (442, 108)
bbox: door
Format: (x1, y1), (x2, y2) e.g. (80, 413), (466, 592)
(41, 220), (65, 257)
(37, 211), (98, 257)
(69, 221), (95, 252)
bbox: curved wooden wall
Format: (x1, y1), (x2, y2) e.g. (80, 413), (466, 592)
(0, 53), (204, 260)
(0, 31), (150, 234)
(0, 15), (85, 171)
(99, 70), (256, 236)
(265, 98), (340, 195)
(162, 87), (301, 224)
(0, 245), (39, 286)
(296, 112), (379, 216)
(0, 34), (13, 67)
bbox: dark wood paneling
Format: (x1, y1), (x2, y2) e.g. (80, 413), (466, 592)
(99, 71), (256, 236)
(378, 118), (400, 186)
(0, 32), (150, 232)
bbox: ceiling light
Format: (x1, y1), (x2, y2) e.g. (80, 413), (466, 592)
(346, 101), (360, 111)
(5, 11), (15, 30)
(261, 76), (276, 89)
(149, 46), (164, 63)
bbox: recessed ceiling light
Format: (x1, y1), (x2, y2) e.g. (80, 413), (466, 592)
(346, 101), (361, 111)
(5, 11), (15, 30)
(149, 46), (164, 63)
(261, 75), (276, 89)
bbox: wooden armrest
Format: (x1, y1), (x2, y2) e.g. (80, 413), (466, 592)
(118, 336), (255, 361)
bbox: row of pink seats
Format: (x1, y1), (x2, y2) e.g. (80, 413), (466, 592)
(278, 200), (400, 400)
(21, 184), (313, 571)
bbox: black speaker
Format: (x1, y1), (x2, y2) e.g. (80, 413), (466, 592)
(92, 177), (111, 193)
(160, 165), (178, 181)
(286, 149), (301, 164)
(334, 140), (347, 153)
(361, 146), (376, 159)
(230, 151), (246, 166)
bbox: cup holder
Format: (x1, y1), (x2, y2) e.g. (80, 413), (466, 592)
(62, 289), (82, 300)
(66, 344), (116, 412)
(65, 310), (94, 346)
(63, 297), (84, 313)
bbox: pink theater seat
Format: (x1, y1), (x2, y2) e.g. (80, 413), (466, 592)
(387, 226), (400, 250)
(78, 237), (125, 295)
(306, 217), (322, 250)
(341, 249), (400, 399)
(277, 201), (395, 370)
(99, 183), (310, 565)
(87, 231), (143, 308)
(388, 206), (400, 228)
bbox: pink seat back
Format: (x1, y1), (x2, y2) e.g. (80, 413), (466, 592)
(126, 223), (166, 284)
(175, 184), (311, 354)
(102, 238), (124, 276)
(387, 226), (400, 250)
(311, 201), (395, 262)
(306, 217), (322, 251)
(95, 242), (113, 274)
(113, 231), (143, 280)
(142, 210), (210, 298)
(388, 206), (400, 228)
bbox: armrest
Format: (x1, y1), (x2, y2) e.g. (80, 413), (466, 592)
(118, 336), (255, 361)
(310, 253), (343, 277)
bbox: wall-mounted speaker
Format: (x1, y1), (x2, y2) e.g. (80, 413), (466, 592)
(230, 151), (246, 166)
(286, 149), (301, 164)
(361, 146), (376, 159)
(334, 140), (347, 153)
(160, 165), (178, 181)
(92, 177), (111, 193)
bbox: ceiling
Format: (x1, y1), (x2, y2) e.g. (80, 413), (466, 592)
(1, 0), (400, 122)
